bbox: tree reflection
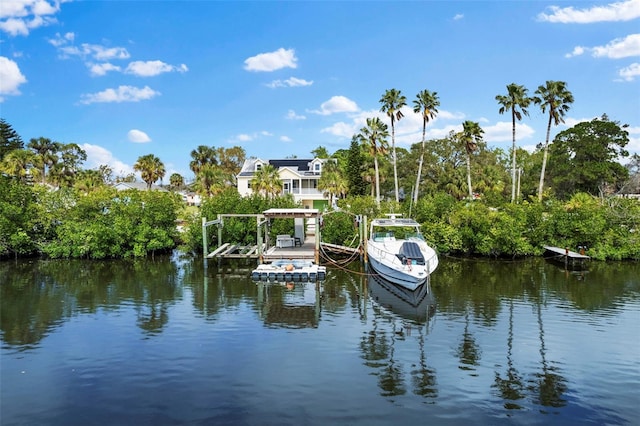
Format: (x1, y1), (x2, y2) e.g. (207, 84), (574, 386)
(410, 325), (437, 399)
(529, 297), (567, 409)
(457, 311), (481, 372)
(493, 299), (524, 409)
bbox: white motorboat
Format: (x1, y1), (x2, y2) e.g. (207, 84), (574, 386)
(366, 214), (438, 290)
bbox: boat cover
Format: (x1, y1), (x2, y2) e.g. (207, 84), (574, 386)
(396, 242), (425, 265)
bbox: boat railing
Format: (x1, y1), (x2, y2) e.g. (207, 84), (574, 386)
(369, 244), (413, 269)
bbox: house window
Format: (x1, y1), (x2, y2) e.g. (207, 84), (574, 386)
(256, 164), (262, 171)
(314, 163), (321, 173)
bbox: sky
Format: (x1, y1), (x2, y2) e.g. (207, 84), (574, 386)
(1, 0), (639, 182)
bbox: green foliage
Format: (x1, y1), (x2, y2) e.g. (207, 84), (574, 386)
(0, 176), (38, 257)
(321, 211), (359, 247)
(40, 187), (178, 259)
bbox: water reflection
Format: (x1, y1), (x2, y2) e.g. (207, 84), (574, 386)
(1, 254), (638, 424)
(364, 274), (438, 399)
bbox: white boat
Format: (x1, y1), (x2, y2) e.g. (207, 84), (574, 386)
(366, 214), (438, 290)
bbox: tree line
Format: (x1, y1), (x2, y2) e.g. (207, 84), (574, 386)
(1, 77), (639, 260)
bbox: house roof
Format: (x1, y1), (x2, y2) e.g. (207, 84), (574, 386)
(237, 158), (323, 177)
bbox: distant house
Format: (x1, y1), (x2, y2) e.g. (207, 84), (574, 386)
(236, 157), (330, 210)
(113, 182), (169, 192)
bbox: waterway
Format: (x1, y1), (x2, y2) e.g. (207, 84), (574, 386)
(1, 253), (639, 425)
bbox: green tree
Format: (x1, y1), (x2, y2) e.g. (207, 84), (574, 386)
(346, 135), (366, 196)
(216, 146), (245, 185)
(460, 121), (484, 200)
(75, 169), (105, 194)
(311, 146), (330, 158)
(134, 154), (166, 189)
(357, 117), (389, 205)
(380, 88), (406, 202)
(547, 115), (629, 198)
(0, 119), (24, 161)
(496, 83), (532, 203)
(48, 143), (87, 187)
(412, 89), (440, 204)
(533, 80), (574, 201)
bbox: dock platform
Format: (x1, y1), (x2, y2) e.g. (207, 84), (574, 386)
(543, 245), (590, 268)
(251, 259), (327, 283)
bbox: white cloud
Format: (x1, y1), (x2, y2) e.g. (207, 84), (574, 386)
(618, 62), (640, 81)
(236, 134), (253, 142)
(48, 34), (131, 61)
(482, 121), (536, 143)
(88, 62), (121, 76)
(565, 46), (586, 58)
(280, 136), (292, 142)
(125, 60), (188, 77)
(0, 0), (61, 36)
(80, 143), (135, 176)
(128, 129), (151, 143)
(310, 95), (359, 115)
(285, 109), (306, 120)
(592, 34), (640, 59)
(0, 56), (27, 101)
(266, 77), (313, 88)
(48, 31), (74, 47)
(538, 0), (640, 23)
(321, 121), (357, 138)
(453, 13), (464, 20)
(79, 85), (160, 104)
(244, 48), (297, 72)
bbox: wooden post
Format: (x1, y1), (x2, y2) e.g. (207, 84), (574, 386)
(256, 216), (263, 264)
(315, 215), (320, 264)
(217, 214), (222, 251)
(202, 216), (208, 258)
(363, 215), (368, 265)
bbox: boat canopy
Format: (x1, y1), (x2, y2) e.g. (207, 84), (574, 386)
(396, 242), (425, 265)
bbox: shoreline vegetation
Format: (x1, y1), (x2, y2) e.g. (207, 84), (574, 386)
(1, 181), (638, 262)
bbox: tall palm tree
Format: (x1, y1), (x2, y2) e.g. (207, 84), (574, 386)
(380, 88), (406, 202)
(318, 160), (348, 208)
(460, 120), (484, 200)
(197, 163), (226, 197)
(357, 117), (389, 205)
(169, 173), (185, 190)
(134, 154), (166, 189)
(533, 80), (574, 201)
(413, 89), (440, 204)
(496, 83), (532, 203)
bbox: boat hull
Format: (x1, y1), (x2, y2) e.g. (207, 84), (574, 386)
(367, 254), (429, 290)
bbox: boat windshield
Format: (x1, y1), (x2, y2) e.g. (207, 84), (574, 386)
(371, 226), (422, 241)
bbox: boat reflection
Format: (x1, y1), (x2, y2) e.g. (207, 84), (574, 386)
(367, 272), (436, 324)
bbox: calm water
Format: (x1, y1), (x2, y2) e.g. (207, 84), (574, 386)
(1, 253), (639, 426)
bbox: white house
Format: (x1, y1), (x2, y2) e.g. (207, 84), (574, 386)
(113, 182), (168, 192)
(236, 157), (330, 210)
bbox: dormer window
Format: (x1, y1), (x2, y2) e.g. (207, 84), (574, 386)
(255, 163), (262, 172)
(314, 163), (321, 174)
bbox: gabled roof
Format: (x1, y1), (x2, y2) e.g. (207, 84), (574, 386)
(237, 158), (324, 177)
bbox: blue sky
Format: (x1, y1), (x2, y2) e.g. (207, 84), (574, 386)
(1, 0), (639, 182)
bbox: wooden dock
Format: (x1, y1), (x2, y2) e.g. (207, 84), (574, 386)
(543, 245), (590, 268)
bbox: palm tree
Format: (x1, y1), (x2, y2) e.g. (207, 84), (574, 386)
(0, 149), (36, 182)
(169, 173), (184, 190)
(496, 83), (532, 203)
(27, 137), (60, 184)
(196, 164), (226, 197)
(134, 154), (166, 189)
(413, 89), (440, 204)
(460, 121), (484, 200)
(189, 145), (217, 176)
(357, 117), (389, 205)
(250, 164), (282, 199)
(318, 160), (348, 208)
(533, 80), (574, 201)
(380, 88), (406, 202)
